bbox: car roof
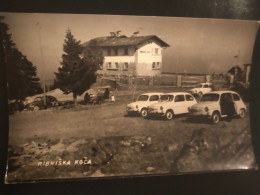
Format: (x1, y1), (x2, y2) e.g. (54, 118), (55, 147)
(199, 83), (212, 85)
(140, 92), (164, 95)
(205, 90), (239, 95)
(164, 92), (191, 96)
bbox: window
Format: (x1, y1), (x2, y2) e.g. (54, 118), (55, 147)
(220, 93), (232, 103)
(107, 62), (119, 70)
(107, 62), (112, 69)
(149, 95), (159, 101)
(152, 62), (160, 69)
(196, 84), (203, 88)
(161, 95), (174, 102)
(114, 49), (118, 56)
(137, 95), (149, 101)
(201, 94), (219, 102)
(123, 62), (128, 70)
(155, 48), (159, 54)
(175, 95), (185, 102)
(115, 62), (119, 69)
(232, 93), (241, 101)
(124, 48), (128, 55)
(152, 62), (156, 69)
(203, 84), (209, 88)
(185, 94), (194, 101)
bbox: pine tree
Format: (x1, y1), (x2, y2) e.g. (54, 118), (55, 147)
(55, 29), (103, 104)
(1, 16), (42, 100)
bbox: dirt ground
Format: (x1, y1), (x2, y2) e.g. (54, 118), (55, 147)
(6, 86), (258, 183)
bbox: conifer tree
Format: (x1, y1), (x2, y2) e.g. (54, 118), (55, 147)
(1, 16), (42, 100)
(55, 29), (103, 104)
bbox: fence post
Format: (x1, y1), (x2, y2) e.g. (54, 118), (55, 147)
(177, 75), (182, 87)
(230, 75), (234, 84)
(206, 75), (211, 83)
(149, 76), (154, 86)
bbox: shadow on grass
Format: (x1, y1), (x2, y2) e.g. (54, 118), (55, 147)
(182, 116), (212, 125)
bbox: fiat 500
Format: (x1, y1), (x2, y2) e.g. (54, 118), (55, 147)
(147, 92), (197, 120)
(188, 91), (247, 124)
(189, 83), (213, 96)
(126, 92), (163, 117)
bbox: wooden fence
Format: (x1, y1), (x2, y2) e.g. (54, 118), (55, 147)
(97, 74), (228, 88)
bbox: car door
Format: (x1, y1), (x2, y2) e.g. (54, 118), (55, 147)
(174, 94), (186, 114)
(185, 94), (197, 113)
(148, 95), (160, 106)
(220, 93), (235, 116)
(232, 93), (243, 114)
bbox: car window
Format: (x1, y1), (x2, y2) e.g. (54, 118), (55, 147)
(161, 95), (174, 102)
(220, 93), (232, 102)
(196, 84), (202, 88)
(200, 94), (219, 102)
(149, 95), (159, 101)
(175, 95), (185, 102)
(185, 94), (194, 101)
(232, 93), (241, 101)
(203, 84), (209, 88)
(137, 95), (149, 101)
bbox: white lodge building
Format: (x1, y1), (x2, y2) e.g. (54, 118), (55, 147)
(82, 34), (169, 78)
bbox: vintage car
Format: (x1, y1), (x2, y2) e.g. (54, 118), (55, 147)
(188, 91), (247, 124)
(189, 82), (213, 96)
(126, 92), (163, 117)
(27, 95), (59, 111)
(83, 86), (111, 104)
(8, 99), (25, 114)
(147, 92), (197, 120)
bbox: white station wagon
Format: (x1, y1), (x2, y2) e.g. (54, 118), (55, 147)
(188, 91), (247, 124)
(147, 92), (197, 120)
(126, 92), (163, 117)
(189, 83), (213, 96)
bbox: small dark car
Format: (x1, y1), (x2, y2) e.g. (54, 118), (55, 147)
(8, 100), (24, 114)
(83, 87), (110, 105)
(27, 95), (59, 111)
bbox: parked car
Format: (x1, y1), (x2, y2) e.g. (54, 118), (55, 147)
(126, 92), (163, 117)
(189, 83), (213, 96)
(8, 99), (24, 114)
(27, 95), (59, 111)
(147, 92), (197, 120)
(83, 86), (111, 104)
(188, 91), (247, 124)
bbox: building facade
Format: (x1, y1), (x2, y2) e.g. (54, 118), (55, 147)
(82, 34), (169, 79)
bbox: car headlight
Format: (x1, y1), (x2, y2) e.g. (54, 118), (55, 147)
(204, 107), (209, 112)
(160, 106), (163, 110)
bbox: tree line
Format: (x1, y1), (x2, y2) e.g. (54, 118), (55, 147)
(1, 16), (42, 101)
(1, 16), (103, 105)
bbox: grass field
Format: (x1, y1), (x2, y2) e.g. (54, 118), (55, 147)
(6, 86), (257, 182)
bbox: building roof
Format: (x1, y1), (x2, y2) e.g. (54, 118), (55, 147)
(82, 35), (170, 48)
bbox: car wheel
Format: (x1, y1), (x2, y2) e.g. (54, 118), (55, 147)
(212, 112), (220, 124)
(165, 110), (174, 120)
(239, 109), (246, 118)
(141, 108), (148, 118)
(33, 105), (39, 111)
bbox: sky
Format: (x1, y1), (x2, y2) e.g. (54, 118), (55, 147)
(1, 13), (259, 84)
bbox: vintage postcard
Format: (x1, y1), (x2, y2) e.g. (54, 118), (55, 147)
(2, 13), (259, 183)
